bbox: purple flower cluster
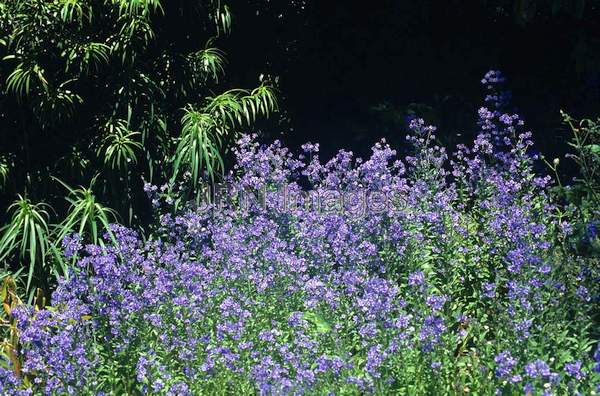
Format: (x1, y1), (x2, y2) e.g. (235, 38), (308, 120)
(61, 233), (82, 258)
(3, 72), (599, 395)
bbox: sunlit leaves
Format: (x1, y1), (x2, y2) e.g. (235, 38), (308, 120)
(173, 85), (277, 185)
(33, 80), (83, 123)
(97, 119), (143, 171)
(187, 43), (227, 83)
(112, 0), (163, 17)
(174, 108), (223, 186)
(0, 196), (51, 295)
(120, 15), (155, 43)
(212, 1), (232, 35)
(5, 61), (48, 99)
(58, 0), (92, 24)
(303, 311), (332, 334)
(65, 42), (110, 74)
(245, 84), (278, 120)
(112, 15), (155, 64)
(205, 85), (278, 126)
(204, 89), (249, 127)
(53, 177), (118, 245)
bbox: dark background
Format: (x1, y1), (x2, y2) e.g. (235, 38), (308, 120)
(227, 0), (600, 163)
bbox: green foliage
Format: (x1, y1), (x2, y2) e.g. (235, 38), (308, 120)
(113, 0), (163, 17)
(4, 61), (48, 100)
(561, 111), (600, 202)
(303, 311), (332, 334)
(0, 0), (277, 294)
(188, 44), (227, 84)
(97, 119), (143, 171)
(175, 108), (225, 186)
(0, 179), (118, 300)
(546, 111), (600, 256)
(53, 177), (118, 245)
(174, 85), (277, 186)
(0, 0), (276, 193)
(0, 196), (51, 298)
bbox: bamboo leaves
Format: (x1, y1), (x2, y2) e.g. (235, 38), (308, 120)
(174, 109), (222, 186)
(65, 42), (110, 75)
(58, 0), (92, 24)
(173, 84), (277, 186)
(53, 177), (118, 245)
(112, 0), (163, 18)
(212, 1), (232, 35)
(0, 196), (51, 296)
(5, 62), (48, 99)
(0, 179), (118, 300)
(187, 43), (227, 84)
(97, 119), (143, 171)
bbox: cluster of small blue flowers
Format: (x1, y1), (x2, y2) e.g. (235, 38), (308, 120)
(3, 72), (599, 395)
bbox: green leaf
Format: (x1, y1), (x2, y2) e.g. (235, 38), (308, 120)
(584, 144), (600, 155)
(303, 311), (332, 334)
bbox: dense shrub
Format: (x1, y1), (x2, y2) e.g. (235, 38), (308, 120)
(0, 0), (278, 298)
(2, 72), (599, 395)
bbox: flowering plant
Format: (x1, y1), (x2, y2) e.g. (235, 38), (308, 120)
(2, 72), (599, 395)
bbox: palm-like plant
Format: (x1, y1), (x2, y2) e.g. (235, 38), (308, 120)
(0, 196), (51, 297)
(187, 42), (227, 84)
(4, 61), (48, 100)
(174, 109), (223, 186)
(204, 89), (249, 126)
(33, 80), (83, 124)
(53, 177), (118, 245)
(66, 42), (110, 75)
(97, 119), (143, 171)
(173, 85), (277, 186)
